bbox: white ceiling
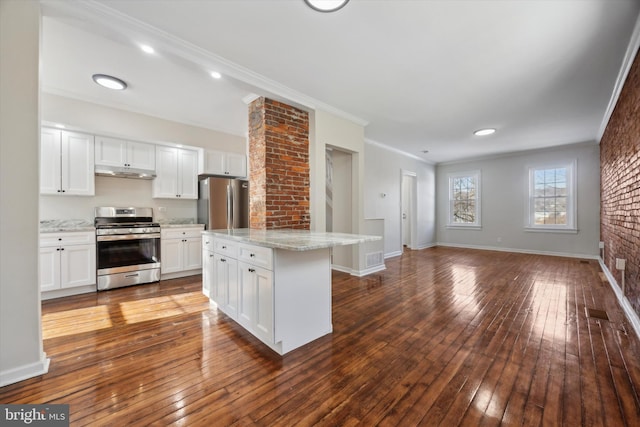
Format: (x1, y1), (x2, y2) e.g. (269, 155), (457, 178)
(40, 0), (640, 163)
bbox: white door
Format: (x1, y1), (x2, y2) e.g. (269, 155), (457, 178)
(61, 244), (96, 288)
(401, 173), (416, 250)
(178, 149), (198, 199)
(183, 238), (203, 271)
(161, 239), (183, 274)
(253, 266), (273, 344)
(153, 146), (179, 198)
(95, 136), (126, 167)
(127, 141), (156, 170)
(40, 128), (62, 195)
(62, 131), (95, 196)
(39, 246), (60, 291)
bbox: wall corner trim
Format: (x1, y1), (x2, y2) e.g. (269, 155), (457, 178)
(0, 353), (50, 387)
(598, 258), (640, 342)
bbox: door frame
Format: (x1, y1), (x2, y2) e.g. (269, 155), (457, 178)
(400, 169), (417, 252)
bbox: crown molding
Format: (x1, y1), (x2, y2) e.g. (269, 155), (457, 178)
(365, 138), (434, 164)
(597, 11), (640, 142)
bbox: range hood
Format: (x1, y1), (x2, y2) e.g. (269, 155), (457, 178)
(95, 165), (156, 180)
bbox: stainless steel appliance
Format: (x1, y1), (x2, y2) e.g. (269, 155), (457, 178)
(94, 207), (161, 291)
(198, 176), (249, 229)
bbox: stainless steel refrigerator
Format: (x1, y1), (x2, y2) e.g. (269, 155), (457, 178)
(198, 177), (249, 230)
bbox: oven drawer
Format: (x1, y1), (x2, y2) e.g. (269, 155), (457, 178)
(40, 231), (95, 247)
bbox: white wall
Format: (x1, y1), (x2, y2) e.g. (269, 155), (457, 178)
(0, 0), (49, 386)
(42, 93), (246, 153)
(40, 94), (247, 222)
(364, 142), (436, 257)
(436, 142), (601, 257)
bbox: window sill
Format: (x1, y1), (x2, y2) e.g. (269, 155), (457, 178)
(446, 225), (482, 231)
(524, 227), (578, 234)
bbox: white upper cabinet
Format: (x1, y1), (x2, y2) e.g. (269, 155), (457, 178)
(40, 128), (94, 196)
(202, 150), (246, 178)
(95, 136), (155, 170)
(153, 146), (198, 199)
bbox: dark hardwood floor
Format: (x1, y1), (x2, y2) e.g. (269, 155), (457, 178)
(2, 247), (640, 426)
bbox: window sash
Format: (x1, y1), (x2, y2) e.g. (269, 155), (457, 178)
(448, 171), (481, 227)
(527, 162), (575, 231)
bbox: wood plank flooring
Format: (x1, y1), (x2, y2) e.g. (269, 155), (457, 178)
(2, 247), (640, 426)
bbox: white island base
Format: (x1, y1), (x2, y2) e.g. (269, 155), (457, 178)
(202, 229), (380, 355)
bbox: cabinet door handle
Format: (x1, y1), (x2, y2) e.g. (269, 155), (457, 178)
(250, 253), (256, 258)
(220, 258), (226, 263)
(248, 268), (255, 273)
(60, 248), (64, 251)
(222, 245), (227, 249)
(209, 254), (214, 258)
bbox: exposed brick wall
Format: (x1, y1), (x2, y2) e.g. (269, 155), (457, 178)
(600, 47), (640, 316)
(248, 97), (310, 230)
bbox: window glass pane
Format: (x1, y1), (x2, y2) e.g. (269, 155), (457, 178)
(534, 212), (545, 225)
(529, 165), (572, 228)
(449, 172), (479, 225)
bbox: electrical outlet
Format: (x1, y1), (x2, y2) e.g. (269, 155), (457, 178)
(599, 241), (605, 249)
(616, 258), (626, 270)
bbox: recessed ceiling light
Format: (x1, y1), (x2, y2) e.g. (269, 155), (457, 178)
(421, 150), (429, 154)
(304, 0), (349, 13)
(474, 128), (496, 136)
(92, 74), (127, 90)
(210, 71), (222, 79)
(140, 44), (155, 54)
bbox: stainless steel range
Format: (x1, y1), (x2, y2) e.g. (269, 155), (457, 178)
(95, 207), (161, 291)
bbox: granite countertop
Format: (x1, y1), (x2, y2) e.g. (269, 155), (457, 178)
(203, 228), (381, 251)
(40, 219), (95, 233)
(158, 218), (202, 228)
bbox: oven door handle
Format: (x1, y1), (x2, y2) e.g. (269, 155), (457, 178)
(97, 233), (161, 242)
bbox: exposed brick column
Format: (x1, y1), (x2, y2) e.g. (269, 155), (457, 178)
(600, 47), (640, 316)
(248, 97), (310, 230)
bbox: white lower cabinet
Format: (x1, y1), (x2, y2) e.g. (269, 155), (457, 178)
(204, 236), (274, 345)
(160, 226), (204, 278)
(40, 232), (96, 293)
(202, 235), (332, 355)
(238, 262), (273, 344)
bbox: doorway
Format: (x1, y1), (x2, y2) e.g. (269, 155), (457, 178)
(401, 171), (416, 252)
(326, 147), (353, 268)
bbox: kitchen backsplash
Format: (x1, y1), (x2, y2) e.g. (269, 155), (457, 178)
(40, 176), (197, 222)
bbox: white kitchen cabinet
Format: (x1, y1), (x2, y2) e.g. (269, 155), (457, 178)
(202, 150), (247, 178)
(95, 136), (155, 170)
(160, 226), (204, 278)
(39, 232), (96, 292)
(153, 146), (198, 199)
(214, 252), (239, 318)
(238, 261), (274, 344)
(40, 128), (95, 196)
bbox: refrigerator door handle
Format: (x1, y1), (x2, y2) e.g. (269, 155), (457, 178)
(227, 184), (233, 229)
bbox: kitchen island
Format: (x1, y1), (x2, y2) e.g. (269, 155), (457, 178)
(202, 229), (381, 355)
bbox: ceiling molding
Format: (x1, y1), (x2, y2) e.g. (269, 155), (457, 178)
(40, 0), (369, 128)
(365, 139), (433, 164)
(597, 12), (640, 142)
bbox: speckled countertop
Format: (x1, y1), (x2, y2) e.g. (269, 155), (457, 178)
(158, 218), (203, 228)
(203, 228), (381, 251)
(40, 219), (94, 233)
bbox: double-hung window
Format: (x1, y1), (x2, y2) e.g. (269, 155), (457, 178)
(448, 170), (481, 228)
(527, 160), (576, 232)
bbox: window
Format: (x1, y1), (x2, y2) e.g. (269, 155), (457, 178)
(448, 171), (481, 228)
(527, 161), (576, 232)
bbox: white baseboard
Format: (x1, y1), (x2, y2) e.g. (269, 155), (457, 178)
(41, 284), (96, 301)
(161, 269), (202, 281)
(435, 242), (600, 260)
(415, 242), (437, 250)
(598, 259), (640, 342)
(331, 264), (386, 277)
(384, 250), (402, 259)
(0, 353), (50, 387)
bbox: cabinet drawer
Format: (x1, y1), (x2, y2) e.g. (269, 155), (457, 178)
(238, 244), (273, 270)
(40, 231), (95, 247)
(162, 226), (203, 240)
(202, 235), (215, 252)
(214, 238), (238, 258)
